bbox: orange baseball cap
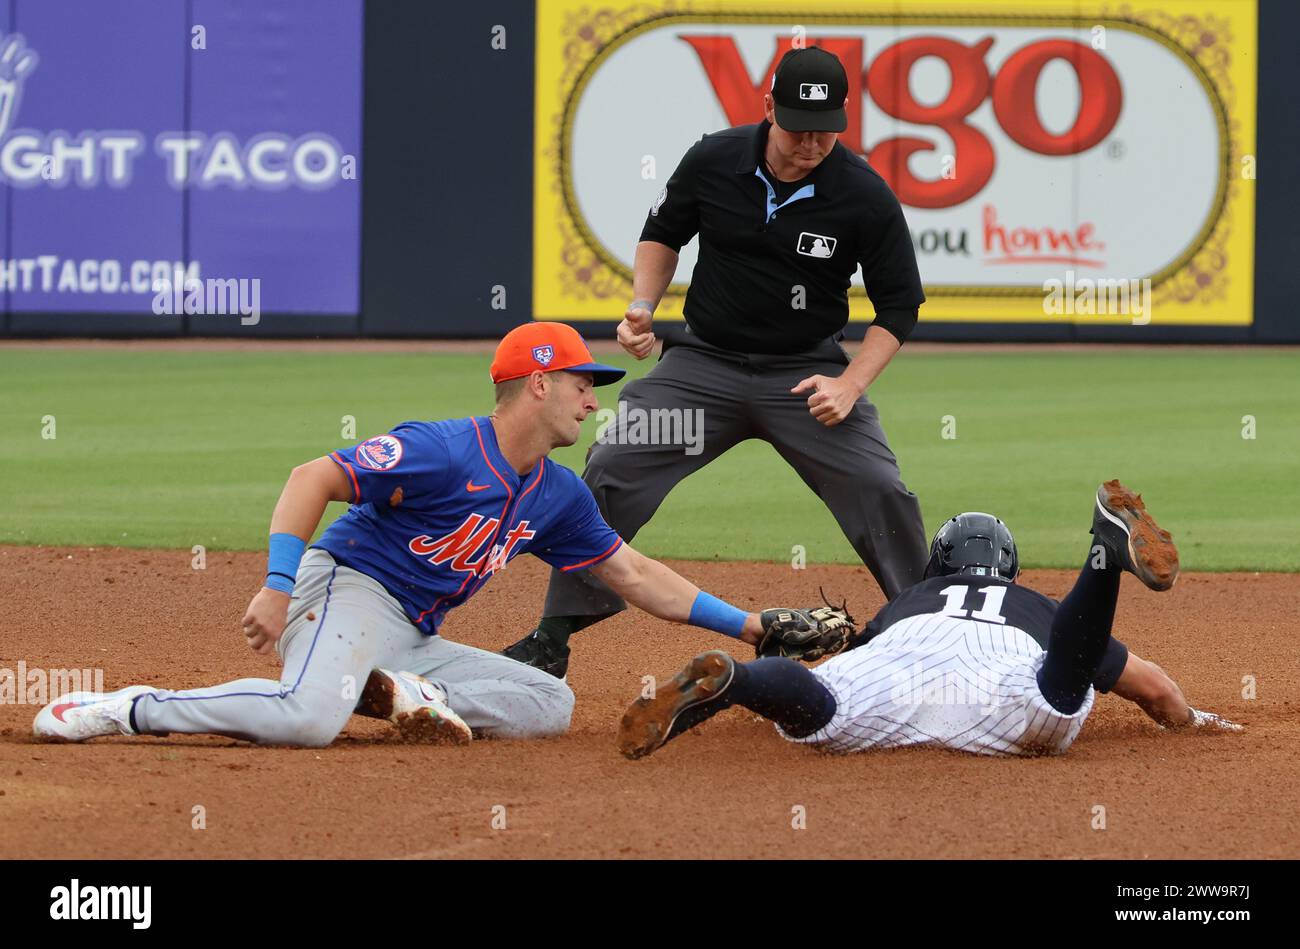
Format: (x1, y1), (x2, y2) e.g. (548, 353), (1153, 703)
(490, 321), (626, 387)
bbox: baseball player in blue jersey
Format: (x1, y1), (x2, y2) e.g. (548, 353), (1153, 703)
(34, 322), (848, 748)
(619, 480), (1243, 759)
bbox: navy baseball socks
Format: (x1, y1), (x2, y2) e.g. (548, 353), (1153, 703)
(538, 612), (610, 648)
(1035, 548), (1122, 714)
(1037, 481), (1180, 714)
(617, 652), (837, 759)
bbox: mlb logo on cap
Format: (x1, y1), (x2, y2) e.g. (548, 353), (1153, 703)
(771, 47), (849, 133)
(490, 321), (626, 387)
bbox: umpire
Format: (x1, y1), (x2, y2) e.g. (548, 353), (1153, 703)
(504, 46), (928, 676)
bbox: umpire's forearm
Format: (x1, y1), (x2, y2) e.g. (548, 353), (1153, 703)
(631, 241), (679, 311)
(842, 325), (902, 394)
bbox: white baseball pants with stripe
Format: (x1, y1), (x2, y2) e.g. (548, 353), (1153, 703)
(132, 550), (574, 746)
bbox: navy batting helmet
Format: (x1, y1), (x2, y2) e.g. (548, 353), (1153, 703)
(923, 512), (1019, 582)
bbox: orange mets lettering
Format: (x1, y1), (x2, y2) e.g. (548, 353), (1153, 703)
(409, 515), (536, 577)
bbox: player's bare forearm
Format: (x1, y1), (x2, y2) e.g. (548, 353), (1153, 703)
(1110, 651), (1192, 727)
(590, 544), (762, 644)
(244, 458), (352, 653)
(630, 240), (679, 312)
(268, 457), (352, 543)
(842, 325), (901, 395)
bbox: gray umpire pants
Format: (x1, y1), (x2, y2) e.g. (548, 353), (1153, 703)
(134, 550), (574, 746)
(543, 330), (928, 619)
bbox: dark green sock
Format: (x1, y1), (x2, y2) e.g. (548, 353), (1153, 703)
(536, 613), (615, 650)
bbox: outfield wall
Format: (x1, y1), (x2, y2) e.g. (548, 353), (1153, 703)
(2, 0), (1297, 342)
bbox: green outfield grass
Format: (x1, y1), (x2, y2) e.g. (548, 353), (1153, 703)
(1, 347), (1297, 570)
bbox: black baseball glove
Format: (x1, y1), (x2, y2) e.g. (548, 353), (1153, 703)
(756, 592), (856, 662)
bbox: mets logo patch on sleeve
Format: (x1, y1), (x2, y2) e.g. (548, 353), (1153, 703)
(355, 434), (404, 470)
(532, 345), (555, 367)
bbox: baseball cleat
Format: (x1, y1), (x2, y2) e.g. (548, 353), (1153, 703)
(617, 650), (736, 760)
(501, 629), (570, 679)
(358, 669), (472, 745)
(33, 685), (154, 742)
(1090, 479), (1180, 591)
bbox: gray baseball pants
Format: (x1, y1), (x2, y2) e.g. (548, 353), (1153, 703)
(544, 331), (927, 618)
(133, 550), (574, 746)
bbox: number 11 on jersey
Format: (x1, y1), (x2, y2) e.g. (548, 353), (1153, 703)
(938, 584), (1008, 623)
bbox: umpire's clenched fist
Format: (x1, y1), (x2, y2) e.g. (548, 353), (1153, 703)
(617, 302), (656, 359)
(792, 373), (864, 427)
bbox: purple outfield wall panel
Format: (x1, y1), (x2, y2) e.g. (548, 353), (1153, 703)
(7, 0), (185, 313)
(188, 0), (362, 315)
(3, 0), (361, 317)
(0, 5), (14, 318)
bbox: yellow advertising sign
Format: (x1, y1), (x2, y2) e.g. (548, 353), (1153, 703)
(534, 0), (1256, 325)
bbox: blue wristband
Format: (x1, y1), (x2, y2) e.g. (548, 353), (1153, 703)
(266, 532), (306, 594)
(687, 591), (748, 638)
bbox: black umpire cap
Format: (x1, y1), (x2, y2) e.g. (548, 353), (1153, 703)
(770, 46), (849, 133)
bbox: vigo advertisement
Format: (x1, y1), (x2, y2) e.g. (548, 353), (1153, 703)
(534, 0), (1256, 326)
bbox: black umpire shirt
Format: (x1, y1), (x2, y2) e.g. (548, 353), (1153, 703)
(640, 120), (925, 355)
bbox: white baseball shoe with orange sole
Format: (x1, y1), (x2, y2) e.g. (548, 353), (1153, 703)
(358, 669), (472, 745)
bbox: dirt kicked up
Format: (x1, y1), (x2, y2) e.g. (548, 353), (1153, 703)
(0, 546), (1295, 860)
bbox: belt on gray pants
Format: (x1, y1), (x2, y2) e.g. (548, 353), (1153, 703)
(659, 324), (851, 370)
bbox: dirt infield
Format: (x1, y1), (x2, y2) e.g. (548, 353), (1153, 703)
(1, 545), (1295, 860)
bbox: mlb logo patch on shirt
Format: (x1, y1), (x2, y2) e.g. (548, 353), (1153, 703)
(796, 232), (837, 259)
(799, 83), (828, 101)
(532, 345), (555, 367)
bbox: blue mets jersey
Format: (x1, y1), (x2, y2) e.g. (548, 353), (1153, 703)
(313, 416), (623, 634)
